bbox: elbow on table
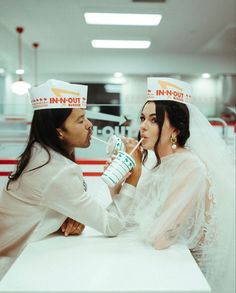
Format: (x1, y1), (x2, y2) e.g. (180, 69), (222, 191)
(104, 223), (124, 237)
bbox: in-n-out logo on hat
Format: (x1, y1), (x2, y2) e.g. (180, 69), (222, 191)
(147, 77), (192, 104)
(29, 79), (88, 110)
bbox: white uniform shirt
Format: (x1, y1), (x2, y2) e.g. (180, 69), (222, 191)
(0, 143), (135, 278)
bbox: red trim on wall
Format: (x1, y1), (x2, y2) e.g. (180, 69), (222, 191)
(0, 172), (11, 176)
(76, 160), (106, 165)
(0, 159), (106, 165)
(0, 171), (103, 177)
(0, 160), (18, 164)
(0, 159), (105, 177)
(5, 118), (26, 121)
(83, 172), (103, 176)
(209, 121), (236, 126)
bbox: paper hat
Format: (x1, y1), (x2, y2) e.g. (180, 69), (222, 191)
(147, 77), (192, 104)
(29, 79), (88, 110)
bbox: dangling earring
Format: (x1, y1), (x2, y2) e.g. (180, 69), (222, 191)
(170, 135), (177, 150)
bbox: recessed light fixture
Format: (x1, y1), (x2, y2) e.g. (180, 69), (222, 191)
(114, 72), (123, 78)
(16, 69), (24, 75)
(91, 40), (151, 49)
(11, 27), (31, 95)
(0, 68), (5, 75)
(84, 13), (162, 26)
(201, 73), (211, 79)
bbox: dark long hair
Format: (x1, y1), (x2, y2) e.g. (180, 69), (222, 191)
(139, 101), (190, 167)
(7, 108), (74, 190)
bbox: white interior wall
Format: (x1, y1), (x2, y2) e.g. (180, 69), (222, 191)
(187, 77), (217, 116)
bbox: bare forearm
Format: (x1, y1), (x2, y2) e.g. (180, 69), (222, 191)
(125, 167), (141, 187)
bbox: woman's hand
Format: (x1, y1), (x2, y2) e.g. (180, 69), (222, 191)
(122, 137), (143, 186)
(104, 137), (143, 191)
(60, 218), (85, 236)
(122, 137), (143, 166)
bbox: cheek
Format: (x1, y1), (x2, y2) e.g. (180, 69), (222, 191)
(160, 129), (172, 144)
(151, 126), (159, 140)
(74, 124), (84, 133)
(75, 124), (88, 139)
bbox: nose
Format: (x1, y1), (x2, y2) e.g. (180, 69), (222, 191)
(140, 119), (148, 131)
(86, 117), (93, 129)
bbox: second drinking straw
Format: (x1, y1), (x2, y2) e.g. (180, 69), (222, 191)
(91, 135), (108, 145)
(92, 135), (143, 156)
(129, 138), (144, 156)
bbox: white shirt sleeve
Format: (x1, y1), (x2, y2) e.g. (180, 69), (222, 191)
(41, 165), (136, 236)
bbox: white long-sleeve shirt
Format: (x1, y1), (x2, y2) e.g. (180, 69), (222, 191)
(0, 143), (135, 278)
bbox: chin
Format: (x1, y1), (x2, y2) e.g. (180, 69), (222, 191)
(82, 144), (90, 148)
(85, 141), (91, 148)
(142, 143), (153, 150)
(77, 142), (90, 148)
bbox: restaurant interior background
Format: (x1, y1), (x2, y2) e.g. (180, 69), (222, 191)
(0, 0), (235, 160)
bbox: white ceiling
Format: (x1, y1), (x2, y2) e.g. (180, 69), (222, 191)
(0, 0), (235, 80)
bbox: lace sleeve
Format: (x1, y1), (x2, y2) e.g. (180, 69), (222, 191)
(145, 161), (209, 250)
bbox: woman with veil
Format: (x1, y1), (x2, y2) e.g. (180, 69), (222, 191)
(123, 77), (235, 293)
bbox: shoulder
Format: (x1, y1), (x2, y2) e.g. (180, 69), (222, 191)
(173, 151), (208, 176)
(29, 143), (82, 179)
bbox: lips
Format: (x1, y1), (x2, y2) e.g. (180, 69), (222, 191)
(88, 131), (93, 140)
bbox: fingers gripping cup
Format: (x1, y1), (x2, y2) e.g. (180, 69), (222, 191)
(101, 151), (136, 187)
(106, 135), (125, 157)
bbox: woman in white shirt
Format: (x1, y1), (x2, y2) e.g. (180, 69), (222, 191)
(0, 79), (142, 279)
(125, 77), (235, 293)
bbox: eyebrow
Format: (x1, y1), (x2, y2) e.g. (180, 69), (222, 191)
(141, 113), (156, 117)
(76, 114), (85, 121)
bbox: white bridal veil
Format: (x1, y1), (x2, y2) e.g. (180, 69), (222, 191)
(134, 77), (235, 293)
(186, 103), (235, 293)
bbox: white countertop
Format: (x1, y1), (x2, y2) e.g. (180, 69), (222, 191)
(0, 228), (211, 293)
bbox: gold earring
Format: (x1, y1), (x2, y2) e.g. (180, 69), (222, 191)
(170, 135), (177, 150)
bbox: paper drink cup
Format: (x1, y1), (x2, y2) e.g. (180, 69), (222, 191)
(106, 135), (125, 157)
(101, 151), (136, 187)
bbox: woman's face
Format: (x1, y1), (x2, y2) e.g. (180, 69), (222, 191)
(57, 108), (93, 153)
(140, 102), (176, 154)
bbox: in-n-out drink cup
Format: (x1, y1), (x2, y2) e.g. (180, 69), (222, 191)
(106, 135), (125, 157)
(101, 151), (136, 187)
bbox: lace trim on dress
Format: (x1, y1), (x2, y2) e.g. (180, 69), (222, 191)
(191, 172), (217, 275)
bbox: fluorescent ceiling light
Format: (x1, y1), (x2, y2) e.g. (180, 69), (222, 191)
(84, 13), (162, 26)
(91, 40), (151, 49)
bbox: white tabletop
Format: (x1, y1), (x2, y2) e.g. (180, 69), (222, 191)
(0, 228), (211, 293)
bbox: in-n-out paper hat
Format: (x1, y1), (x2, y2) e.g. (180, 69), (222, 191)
(147, 77), (192, 104)
(29, 79), (88, 110)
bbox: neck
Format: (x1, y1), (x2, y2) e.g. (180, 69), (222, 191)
(63, 144), (74, 156)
